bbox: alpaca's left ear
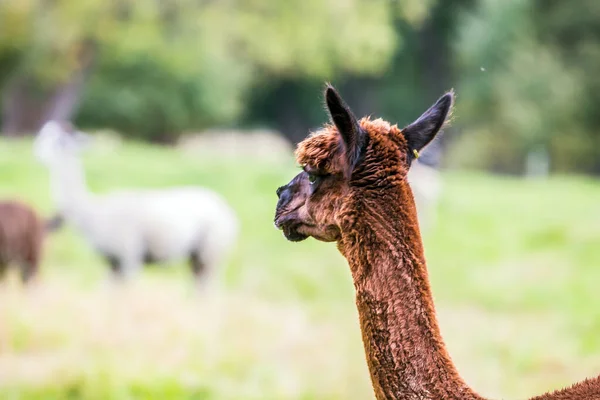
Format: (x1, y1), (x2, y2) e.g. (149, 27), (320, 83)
(402, 91), (454, 161)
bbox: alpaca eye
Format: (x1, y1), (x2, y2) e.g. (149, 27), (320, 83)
(308, 173), (320, 185)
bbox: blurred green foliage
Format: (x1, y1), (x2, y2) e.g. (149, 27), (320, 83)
(452, 0), (587, 174)
(1, 0), (600, 173)
(0, 0), (400, 139)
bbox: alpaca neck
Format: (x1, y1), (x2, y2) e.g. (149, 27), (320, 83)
(339, 181), (483, 400)
(48, 156), (92, 220)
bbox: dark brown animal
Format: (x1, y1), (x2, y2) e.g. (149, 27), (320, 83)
(274, 84), (600, 399)
(0, 200), (54, 283)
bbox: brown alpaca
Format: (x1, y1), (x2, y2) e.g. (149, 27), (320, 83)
(274, 84), (600, 399)
(0, 200), (56, 283)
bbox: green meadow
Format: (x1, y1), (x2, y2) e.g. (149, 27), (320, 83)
(0, 137), (599, 399)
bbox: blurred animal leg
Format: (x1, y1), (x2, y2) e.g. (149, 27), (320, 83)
(19, 262), (38, 284)
(119, 251), (143, 282)
(189, 251), (223, 321)
(191, 223), (237, 293)
(105, 233), (141, 278)
(189, 251), (209, 287)
(191, 249), (222, 299)
(0, 262), (8, 282)
(20, 248), (40, 284)
(104, 254), (124, 281)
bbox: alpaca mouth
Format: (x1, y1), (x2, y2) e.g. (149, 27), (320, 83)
(274, 214), (310, 242)
(281, 224), (309, 242)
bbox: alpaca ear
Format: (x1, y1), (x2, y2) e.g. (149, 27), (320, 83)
(325, 84), (366, 172)
(402, 91), (454, 161)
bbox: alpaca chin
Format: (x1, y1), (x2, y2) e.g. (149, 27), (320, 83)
(280, 222), (339, 243)
(281, 225), (309, 242)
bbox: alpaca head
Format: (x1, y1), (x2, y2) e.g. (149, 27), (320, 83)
(274, 84), (453, 242)
(34, 121), (91, 167)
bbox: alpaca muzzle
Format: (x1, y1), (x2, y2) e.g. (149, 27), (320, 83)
(274, 181), (310, 242)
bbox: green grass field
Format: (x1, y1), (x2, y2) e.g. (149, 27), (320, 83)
(0, 137), (599, 399)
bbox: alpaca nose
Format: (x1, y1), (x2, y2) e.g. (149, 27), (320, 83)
(276, 185), (292, 208)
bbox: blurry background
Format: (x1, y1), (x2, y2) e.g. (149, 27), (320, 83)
(0, 0), (599, 399)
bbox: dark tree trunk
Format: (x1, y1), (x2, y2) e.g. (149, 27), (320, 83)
(41, 69), (89, 124)
(1, 40), (96, 136)
(1, 76), (41, 136)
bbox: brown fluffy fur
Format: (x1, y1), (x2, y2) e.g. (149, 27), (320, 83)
(274, 85), (600, 399)
(0, 200), (45, 283)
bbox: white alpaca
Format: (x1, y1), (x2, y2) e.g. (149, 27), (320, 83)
(34, 121), (239, 286)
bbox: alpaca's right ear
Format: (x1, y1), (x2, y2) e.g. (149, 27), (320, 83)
(325, 84), (366, 174)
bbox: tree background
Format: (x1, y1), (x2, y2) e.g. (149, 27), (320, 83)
(1, 0), (598, 174)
